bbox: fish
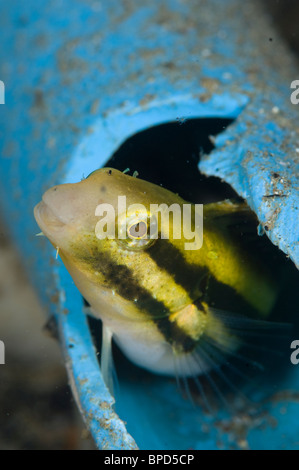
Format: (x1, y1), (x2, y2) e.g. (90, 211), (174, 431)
(34, 168), (283, 399)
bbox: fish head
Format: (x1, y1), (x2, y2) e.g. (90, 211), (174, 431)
(34, 168), (199, 316)
(34, 167), (187, 255)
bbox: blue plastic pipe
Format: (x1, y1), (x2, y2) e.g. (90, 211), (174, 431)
(0, 0), (298, 450)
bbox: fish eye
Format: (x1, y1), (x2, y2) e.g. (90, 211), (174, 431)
(127, 221), (148, 240)
(117, 210), (158, 251)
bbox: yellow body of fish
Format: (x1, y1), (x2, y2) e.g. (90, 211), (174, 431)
(34, 168), (278, 387)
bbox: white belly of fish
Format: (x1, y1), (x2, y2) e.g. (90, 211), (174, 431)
(113, 329), (208, 378)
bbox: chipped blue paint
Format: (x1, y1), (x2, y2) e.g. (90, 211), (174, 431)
(0, 0), (298, 451)
(55, 261), (138, 449)
(67, 93), (248, 183)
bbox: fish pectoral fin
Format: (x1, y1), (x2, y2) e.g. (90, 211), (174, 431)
(173, 307), (291, 409)
(101, 324), (115, 397)
(199, 307), (291, 387)
(205, 307), (291, 347)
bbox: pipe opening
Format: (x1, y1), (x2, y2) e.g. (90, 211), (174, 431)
(104, 117), (238, 204)
(85, 116), (299, 421)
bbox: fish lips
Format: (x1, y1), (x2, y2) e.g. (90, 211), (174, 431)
(34, 199), (68, 241)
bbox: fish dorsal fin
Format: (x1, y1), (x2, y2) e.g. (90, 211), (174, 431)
(204, 199), (283, 275)
(203, 199), (269, 253)
(204, 200), (258, 226)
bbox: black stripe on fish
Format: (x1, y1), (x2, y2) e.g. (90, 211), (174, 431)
(147, 238), (208, 295)
(204, 275), (260, 318)
(155, 316), (198, 353)
(76, 247), (196, 349)
(81, 249), (168, 316)
(76, 243), (255, 354)
(147, 239), (256, 317)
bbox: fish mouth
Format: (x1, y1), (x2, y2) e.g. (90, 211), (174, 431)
(34, 200), (66, 234)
